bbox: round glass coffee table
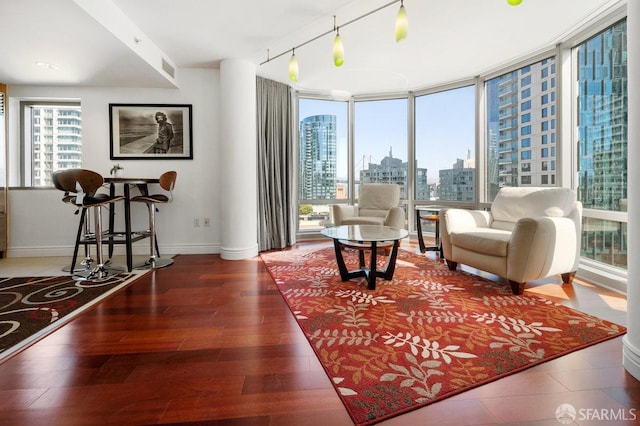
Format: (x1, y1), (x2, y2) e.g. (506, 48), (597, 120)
(321, 224), (409, 290)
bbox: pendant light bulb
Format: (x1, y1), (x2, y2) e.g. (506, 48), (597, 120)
(333, 29), (344, 67)
(507, 0), (522, 5)
(395, 1), (408, 42)
(289, 49), (298, 82)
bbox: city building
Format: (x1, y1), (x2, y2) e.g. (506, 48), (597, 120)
(360, 148), (428, 199)
(488, 57), (557, 191)
(29, 105), (82, 187)
(298, 114), (337, 200)
(577, 20), (628, 213)
(577, 19), (628, 267)
(438, 156), (475, 202)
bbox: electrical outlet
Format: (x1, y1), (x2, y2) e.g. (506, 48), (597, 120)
(194, 217), (200, 227)
(203, 218), (210, 227)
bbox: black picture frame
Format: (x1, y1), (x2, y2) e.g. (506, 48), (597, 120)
(109, 103), (193, 160)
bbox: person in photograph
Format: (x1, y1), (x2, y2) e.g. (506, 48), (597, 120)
(153, 111), (174, 153)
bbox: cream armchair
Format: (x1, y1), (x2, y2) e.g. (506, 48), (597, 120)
(440, 187), (582, 295)
(330, 183), (405, 228)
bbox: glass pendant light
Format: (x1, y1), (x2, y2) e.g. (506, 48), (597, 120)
(507, 0), (523, 5)
(262, 1), (416, 81)
(333, 28), (344, 67)
(288, 49), (298, 82)
(395, 0), (408, 42)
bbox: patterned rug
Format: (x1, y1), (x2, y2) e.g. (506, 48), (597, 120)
(0, 273), (142, 362)
(261, 247), (626, 426)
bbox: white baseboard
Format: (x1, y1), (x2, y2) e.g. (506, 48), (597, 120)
(220, 243), (259, 260)
(5, 243), (221, 258)
(623, 335), (640, 381)
(577, 261), (627, 295)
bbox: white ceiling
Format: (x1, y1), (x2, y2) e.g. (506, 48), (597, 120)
(0, 0), (625, 95)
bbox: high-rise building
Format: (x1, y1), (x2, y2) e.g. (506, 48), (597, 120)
(576, 19), (628, 267)
(577, 20), (627, 212)
(438, 157), (475, 201)
(487, 57), (557, 195)
(486, 122), (500, 199)
(299, 115), (337, 200)
(360, 149), (427, 199)
(31, 106), (82, 186)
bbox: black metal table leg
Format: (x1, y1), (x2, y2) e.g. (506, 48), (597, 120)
(108, 184), (115, 259)
(124, 184), (133, 272)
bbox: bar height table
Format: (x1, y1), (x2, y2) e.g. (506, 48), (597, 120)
(104, 177), (159, 272)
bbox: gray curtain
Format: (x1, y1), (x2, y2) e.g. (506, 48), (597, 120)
(256, 77), (297, 251)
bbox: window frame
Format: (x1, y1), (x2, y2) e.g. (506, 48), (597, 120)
(294, 2), (628, 291)
(18, 100), (82, 188)
(568, 13), (628, 288)
(295, 94), (350, 233)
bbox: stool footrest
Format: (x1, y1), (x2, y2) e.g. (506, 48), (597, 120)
(79, 230), (151, 244)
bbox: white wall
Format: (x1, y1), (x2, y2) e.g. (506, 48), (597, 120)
(6, 68), (222, 257)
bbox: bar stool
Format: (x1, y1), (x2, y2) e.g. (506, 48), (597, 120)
(53, 171), (90, 272)
(132, 171), (177, 269)
(54, 169), (126, 281)
(53, 171), (109, 273)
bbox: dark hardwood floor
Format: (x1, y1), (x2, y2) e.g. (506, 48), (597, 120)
(0, 240), (637, 425)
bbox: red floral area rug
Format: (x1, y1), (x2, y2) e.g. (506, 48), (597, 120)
(260, 247), (626, 426)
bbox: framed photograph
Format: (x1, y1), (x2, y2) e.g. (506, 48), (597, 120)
(109, 103), (193, 160)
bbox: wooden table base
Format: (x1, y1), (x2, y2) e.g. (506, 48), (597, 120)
(417, 213), (443, 258)
(332, 239), (400, 290)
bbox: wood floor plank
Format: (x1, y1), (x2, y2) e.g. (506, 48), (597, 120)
(0, 241), (635, 425)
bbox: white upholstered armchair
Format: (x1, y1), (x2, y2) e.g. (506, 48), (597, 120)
(440, 187), (582, 295)
(330, 183), (405, 228)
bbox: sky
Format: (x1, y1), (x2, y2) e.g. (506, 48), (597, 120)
(299, 85), (475, 184)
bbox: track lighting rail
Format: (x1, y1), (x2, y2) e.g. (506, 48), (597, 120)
(259, 0), (402, 66)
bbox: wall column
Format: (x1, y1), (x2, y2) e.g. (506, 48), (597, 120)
(219, 59), (259, 260)
(623, 1), (640, 380)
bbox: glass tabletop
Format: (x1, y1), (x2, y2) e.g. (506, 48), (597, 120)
(321, 225), (409, 242)
(104, 177), (160, 184)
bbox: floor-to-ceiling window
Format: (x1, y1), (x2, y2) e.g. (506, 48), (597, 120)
(295, 10), (628, 289)
(415, 86), (475, 203)
(484, 56), (557, 201)
(354, 98), (408, 200)
(576, 18), (628, 269)
(297, 98), (348, 232)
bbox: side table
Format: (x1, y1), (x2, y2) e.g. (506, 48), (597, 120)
(416, 206), (443, 257)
